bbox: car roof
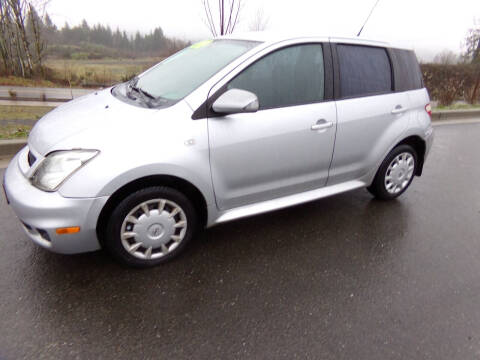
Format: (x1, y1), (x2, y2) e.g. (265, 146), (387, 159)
(219, 31), (412, 51)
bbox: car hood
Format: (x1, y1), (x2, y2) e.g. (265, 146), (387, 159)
(28, 88), (167, 155)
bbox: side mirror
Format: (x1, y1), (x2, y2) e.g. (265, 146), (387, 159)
(212, 88), (259, 115)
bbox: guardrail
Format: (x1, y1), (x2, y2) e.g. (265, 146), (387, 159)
(0, 86), (96, 103)
(431, 109), (480, 121)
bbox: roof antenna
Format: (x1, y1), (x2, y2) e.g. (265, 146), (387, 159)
(357, 0), (381, 37)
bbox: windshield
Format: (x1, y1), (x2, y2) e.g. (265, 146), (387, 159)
(133, 39), (260, 102)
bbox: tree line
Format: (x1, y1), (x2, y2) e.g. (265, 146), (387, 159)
(0, 0), (189, 78)
(45, 18), (184, 56)
(0, 0), (46, 77)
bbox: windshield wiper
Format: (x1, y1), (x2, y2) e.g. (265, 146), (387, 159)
(130, 85), (155, 100)
(127, 77), (156, 108)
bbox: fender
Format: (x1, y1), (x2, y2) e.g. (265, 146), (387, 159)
(95, 162), (215, 206)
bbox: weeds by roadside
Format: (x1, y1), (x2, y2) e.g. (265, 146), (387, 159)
(435, 104), (480, 110)
(0, 124), (32, 139)
(0, 76), (58, 88)
(0, 58), (161, 89)
(0, 105), (54, 121)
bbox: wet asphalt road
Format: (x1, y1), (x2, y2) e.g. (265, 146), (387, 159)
(1, 122), (480, 360)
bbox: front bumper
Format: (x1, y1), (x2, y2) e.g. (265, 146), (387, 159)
(3, 147), (108, 254)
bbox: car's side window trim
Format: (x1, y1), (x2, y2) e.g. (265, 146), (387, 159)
(331, 43), (395, 101)
(324, 42), (335, 101)
(386, 47), (399, 92)
(192, 42), (334, 120)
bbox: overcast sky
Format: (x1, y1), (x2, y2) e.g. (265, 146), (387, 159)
(46, 0), (478, 61)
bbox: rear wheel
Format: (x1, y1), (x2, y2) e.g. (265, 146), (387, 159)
(104, 186), (198, 268)
(368, 144), (417, 200)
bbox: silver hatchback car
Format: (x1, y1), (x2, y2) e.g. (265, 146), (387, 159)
(3, 33), (433, 267)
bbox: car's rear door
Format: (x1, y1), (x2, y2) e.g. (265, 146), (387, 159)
(328, 42), (411, 185)
(207, 42), (337, 210)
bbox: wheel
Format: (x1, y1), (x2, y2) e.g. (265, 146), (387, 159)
(368, 144), (417, 200)
(104, 186), (198, 268)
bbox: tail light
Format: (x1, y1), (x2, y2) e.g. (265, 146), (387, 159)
(425, 103), (432, 117)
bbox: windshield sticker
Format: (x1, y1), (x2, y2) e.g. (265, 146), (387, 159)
(190, 40), (213, 49)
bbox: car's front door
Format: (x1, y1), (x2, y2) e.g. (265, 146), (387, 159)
(207, 43), (337, 211)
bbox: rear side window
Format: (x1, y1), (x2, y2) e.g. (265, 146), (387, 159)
(337, 44), (392, 98)
(392, 49), (423, 91)
(228, 44), (325, 110)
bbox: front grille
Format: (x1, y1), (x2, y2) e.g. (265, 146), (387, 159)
(37, 229), (51, 242)
(21, 222), (51, 244)
(27, 151), (36, 167)
(22, 221), (33, 231)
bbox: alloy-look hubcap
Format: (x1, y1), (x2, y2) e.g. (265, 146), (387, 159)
(384, 152), (415, 194)
(120, 199), (187, 260)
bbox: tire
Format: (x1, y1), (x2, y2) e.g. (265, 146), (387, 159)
(367, 144), (418, 200)
(104, 186), (198, 268)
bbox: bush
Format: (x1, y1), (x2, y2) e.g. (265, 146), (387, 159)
(70, 52), (90, 60)
(46, 44), (82, 59)
(463, 66), (480, 104)
(421, 63), (480, 106)
(121, 72), (137, 82)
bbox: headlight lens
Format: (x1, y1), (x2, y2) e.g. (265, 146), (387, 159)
(31, 150), (99, 191)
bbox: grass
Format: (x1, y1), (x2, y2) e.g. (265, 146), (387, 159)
(0, 57), (163, 88)
(0, 124), (32, 139)
(435, 104), (480, 110)
(44, 57), (162, 87)
(0, 75), (58, 87)
(0, 105), (54, 121)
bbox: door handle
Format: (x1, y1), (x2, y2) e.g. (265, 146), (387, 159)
(391, 105), (408, 115)
(311, 119), (333, 131)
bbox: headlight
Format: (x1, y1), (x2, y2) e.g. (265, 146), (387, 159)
(30, 150), (99, 191)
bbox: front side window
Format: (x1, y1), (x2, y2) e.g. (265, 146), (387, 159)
(227, 44), (325, 110)
(134, 39), (259, 101)
(337, 44), (392, 98)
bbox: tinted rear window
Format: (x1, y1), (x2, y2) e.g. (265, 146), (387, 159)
(337, 44), (392, 98)
(392, 49), (423, 91)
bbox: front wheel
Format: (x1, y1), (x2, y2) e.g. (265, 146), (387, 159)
(104, 186), (198, 268)
(368, 144), (418, 200)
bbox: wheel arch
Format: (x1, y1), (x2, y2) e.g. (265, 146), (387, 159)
(96, 174), (209, 248)
(395, 135), (426, 176)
